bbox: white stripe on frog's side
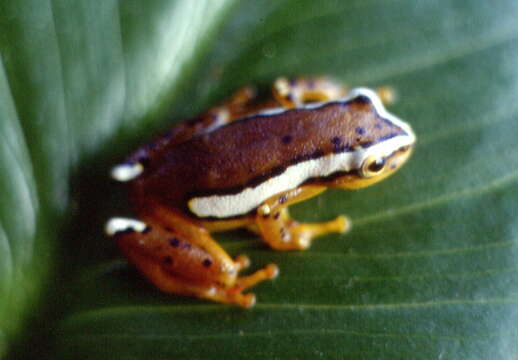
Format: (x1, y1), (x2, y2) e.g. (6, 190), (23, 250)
(188, 134), (414, 219)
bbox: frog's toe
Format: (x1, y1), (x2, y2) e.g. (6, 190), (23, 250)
(238, 293), (256, 308)
(234, 254), (251, 270)
(265, 263), (280, 279)
(235, 263), (279, 290)
(335, 215), (351, 234)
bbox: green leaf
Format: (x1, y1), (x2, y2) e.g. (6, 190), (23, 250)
(3, 0), (518, 358)
(0, 0), (233, 356)
(0, 54), (43, 356)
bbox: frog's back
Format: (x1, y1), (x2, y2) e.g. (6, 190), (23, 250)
(129, 94), (408, 217)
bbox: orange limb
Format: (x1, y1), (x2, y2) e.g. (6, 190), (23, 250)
(118, 245), (276, 308)
(273, 76), (397, 108)
(273, 76), (348, 108)
(254, 185), (350, 250)
(110, 207), (278, 307)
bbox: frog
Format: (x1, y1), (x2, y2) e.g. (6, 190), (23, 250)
(105, 76), (416, 307)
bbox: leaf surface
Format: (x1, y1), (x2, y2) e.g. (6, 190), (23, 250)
(2, 0), (518, 358)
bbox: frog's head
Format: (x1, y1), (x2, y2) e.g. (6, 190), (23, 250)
(329, 88), (416, 189)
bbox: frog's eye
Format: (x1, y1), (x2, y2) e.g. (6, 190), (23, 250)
(360, 156), (387, 178)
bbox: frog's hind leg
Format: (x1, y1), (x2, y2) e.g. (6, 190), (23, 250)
(373, 86), (397, 105)
(112, 86), (268, 182)
(105, 214), (278, 307)
(184, 85), (279, 135)
(181, 86), (259, 138)
(114, 245), (268, 308)
(273, 76), (348, 108)
(153, 86), (260, 147)
(273, 76), (397, 108)
(254, 186), (351, 250)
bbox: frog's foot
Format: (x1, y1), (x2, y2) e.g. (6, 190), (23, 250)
(207, 263), (279, 308)
(273, 76), (396, 109)
(375, 86), (397, 105)
(289, 215), (350, 249)
(256, 204), (350, 251)
(267, 216), (350, 250)
(254, 186), (350, 250)
(234, 254), (251, 271)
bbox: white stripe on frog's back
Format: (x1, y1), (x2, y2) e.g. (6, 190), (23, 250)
(188, 134), (413, 219)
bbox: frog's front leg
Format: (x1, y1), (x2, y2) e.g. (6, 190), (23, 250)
(254, 186), (351, 250)
(105, 216), (278, 307)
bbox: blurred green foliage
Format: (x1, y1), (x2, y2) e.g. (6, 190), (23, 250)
(1, 0), (518, 358)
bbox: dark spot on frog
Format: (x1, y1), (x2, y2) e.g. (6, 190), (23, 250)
(282, 135), (293, 144)
(186, 115), (203, 126)
(377, 133), (399, 142)
(169, 238), (180, 247)
(164, 256), (174, 265)
(331, 136), (342, 146)
(147, 142), (159, 151)
(354, 94), (372, 105)
(274, 212), (280, 220)
(182, 242), (192, 250)
(202, 258), (213, 268)
(142, 226), (152, 234)
(138, 156), (150, 169)
(279, 195), (288, 204)
(361, 141), (373, 148)
(355, 127), (366, 135)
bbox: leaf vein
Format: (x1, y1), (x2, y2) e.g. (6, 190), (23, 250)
(63, 327), (489, 343)
(63, 297), (518, 326)
(354, 167), (518, 226)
